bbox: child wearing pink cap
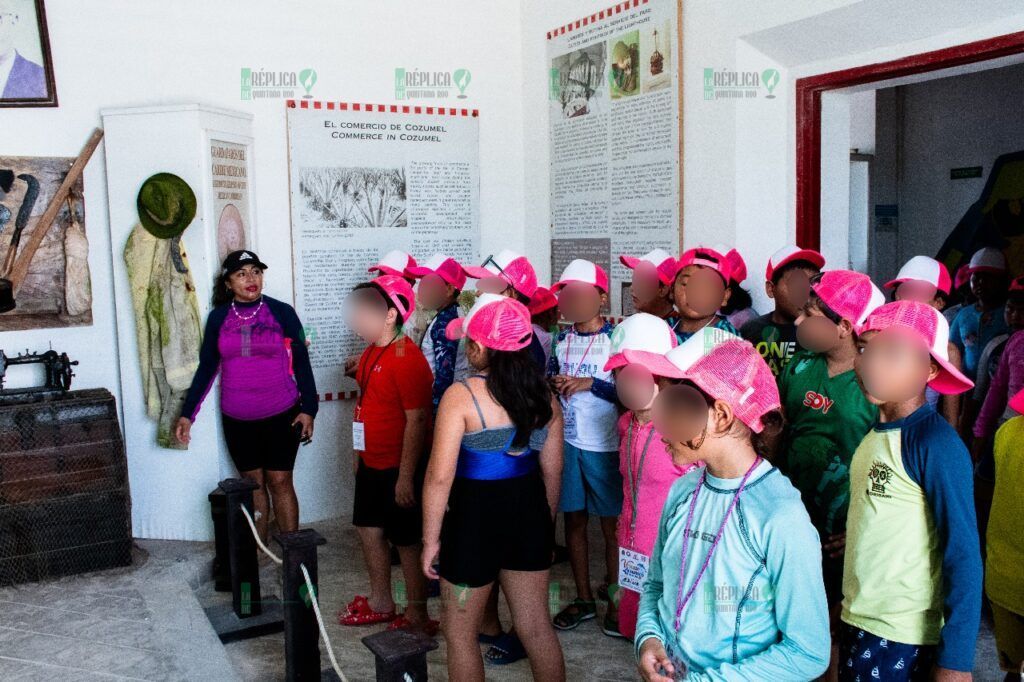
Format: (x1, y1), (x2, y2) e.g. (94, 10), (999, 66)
(369, 249), (418, 282)
(672, 247), (740, 343)
(406, 254), (469, 411)
(635, 328), (830, 680)
(549, 258), (623, 633)
(740, 244), (825, 377)
(842, 300), (981, 680)
(603, 313), (699, 641)
(886, 255), (965, 427)
(719, 248), (758, 331)
(339, 276), (437, 635)
(529, 286), (559, 368)
(776, 270), (882, 674)
(462, 250), (548, 371)
(950, 247), (1011, 381)
(985, 387), (1024, 677)
(620, 249), (678, 322)
(422, 294), (566, 681)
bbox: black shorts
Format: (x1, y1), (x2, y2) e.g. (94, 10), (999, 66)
(352, 462), (423, 547)
(222, 403), (301, 472)
(439, 470), (554, 588)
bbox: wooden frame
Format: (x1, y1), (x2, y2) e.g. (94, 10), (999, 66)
(0, 0), (58, 108)
(794, 31), (1024, 250)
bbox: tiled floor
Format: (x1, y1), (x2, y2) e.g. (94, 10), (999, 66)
(0, 516), (1008, 681)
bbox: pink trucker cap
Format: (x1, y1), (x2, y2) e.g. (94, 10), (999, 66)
(647, 328), (780, 432)
(765, 245), (826, 281)
(528, 286), (558, 315)
(884, 256), (952, 295)
(445, 293), (533, 351)
(724, 248), (747, 285)
(966, 247), (1008, 276)
(462, 250), (539, 300)
(811, 270), (885, 333)
(604, 312), (679, 372)
(953, 264), (971, 290)
(369, 250), (417, 277)
(406, 253), (467, 290)
(552, 259), (610, 293)
(860, 300), (973, 395)
(675, 247), (733, 285)
(620, 249), (677, 285)
(1009, 387), (1024, 415)
(370, 275), (416, 323)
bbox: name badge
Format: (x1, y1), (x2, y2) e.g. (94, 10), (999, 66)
(563, 398), (577, 440)
(618, 546), (650, 594)
(352, 421), (366, 452)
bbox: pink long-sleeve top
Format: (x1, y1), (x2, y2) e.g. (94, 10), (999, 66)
(974, 330), (1024, 439)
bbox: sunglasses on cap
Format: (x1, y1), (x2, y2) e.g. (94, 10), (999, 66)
(476, 255), (513, 295)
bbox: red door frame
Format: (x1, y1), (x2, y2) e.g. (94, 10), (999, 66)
(795, 31), (1024, 250)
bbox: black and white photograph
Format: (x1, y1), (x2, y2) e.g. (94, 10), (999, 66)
(298, 166), (407, 229)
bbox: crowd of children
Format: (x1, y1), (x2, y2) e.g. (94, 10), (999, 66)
(329, 243), (1021, 681)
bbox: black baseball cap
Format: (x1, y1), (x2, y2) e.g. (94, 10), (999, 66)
(222, 250), (269, 276)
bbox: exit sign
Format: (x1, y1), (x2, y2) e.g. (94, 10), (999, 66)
(950, 166), (983, 180)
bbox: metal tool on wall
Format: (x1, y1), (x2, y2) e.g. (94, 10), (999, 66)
(0, 348), (78, 398)
(0, 128), (104, 313)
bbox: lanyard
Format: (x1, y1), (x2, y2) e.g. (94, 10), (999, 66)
(626, 417), (656, 548)
(564, 329), (599, 378)
(673, 456), (762, 633)
(356, 332), (400, 416)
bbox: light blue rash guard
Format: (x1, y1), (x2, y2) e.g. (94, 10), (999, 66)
(635, 459), (831, 681)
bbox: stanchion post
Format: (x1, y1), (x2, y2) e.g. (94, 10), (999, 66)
(274, 528), (327, 681)
(219, 477), (262, 618)
(208, 486), (231, 591)
(361, 629), (439, 682)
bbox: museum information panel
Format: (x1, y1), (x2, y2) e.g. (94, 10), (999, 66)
(547, 0), (680, 315)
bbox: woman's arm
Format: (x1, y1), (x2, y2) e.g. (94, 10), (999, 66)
(180, 308), (226, 422)
(421, 385), (467, 578)
(539, 396), (565, 516)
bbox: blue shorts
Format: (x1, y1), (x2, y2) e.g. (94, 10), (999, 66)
(837, 622), (936, 682)
(558, 443), (623, 516)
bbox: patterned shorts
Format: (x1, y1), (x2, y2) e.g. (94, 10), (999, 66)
(837, 622), (936, 682)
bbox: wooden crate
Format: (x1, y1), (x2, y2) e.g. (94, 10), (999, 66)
(0, 389), (132, 586)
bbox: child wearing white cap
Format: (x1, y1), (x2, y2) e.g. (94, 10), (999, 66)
(635, 328), (829, 680)
(949, 247), (1010, 380)
(602, 313), (700, 640)
(842, 300), (981, 680)
(548, 258), (623, 633)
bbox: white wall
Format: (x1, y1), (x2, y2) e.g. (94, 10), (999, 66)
(1, 0), (525, 538)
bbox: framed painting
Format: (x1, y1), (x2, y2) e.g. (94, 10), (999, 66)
(0, 0), (57, 107)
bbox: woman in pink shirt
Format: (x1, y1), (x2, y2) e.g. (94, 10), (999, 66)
(603, 313), (701, 639)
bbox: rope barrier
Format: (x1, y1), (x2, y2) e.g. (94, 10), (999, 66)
(300, 563), (347, 682)
(237, 502), (347, 681)
(239, 505), (282, 565)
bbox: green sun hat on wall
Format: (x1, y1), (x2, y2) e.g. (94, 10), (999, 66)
(137, 173), (197, 239)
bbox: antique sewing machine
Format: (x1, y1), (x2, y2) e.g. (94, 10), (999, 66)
(0, 348), (78, 399)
